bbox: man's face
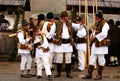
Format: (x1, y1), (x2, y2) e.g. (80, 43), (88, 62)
(76, 20), (80, 24)
(35, 30), (40, 35)
(95, 16), (99, 21)
(81, 19), (85, 24)
(23, 25), (30, 30)
(30, 18), (34, 23)
(62, 16), (69, 22)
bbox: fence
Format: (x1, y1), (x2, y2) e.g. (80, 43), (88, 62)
(0, 32), (14, 57)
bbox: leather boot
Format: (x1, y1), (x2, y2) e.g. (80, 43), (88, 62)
(54, 64), (62, 78)
(82, 65), (94, 79)
(94, 66), (103, 80)
(66, 64), (73, 79)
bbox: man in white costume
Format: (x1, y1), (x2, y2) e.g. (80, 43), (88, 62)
(37, 13), (56, 70)
(33, 26), (52, 79)
(82, 10), (110, 80)
(17, 20), (33, 78)
(46, 12), (56, 70)
(50, 11), (82, 79)
(75, 16), (87, 71)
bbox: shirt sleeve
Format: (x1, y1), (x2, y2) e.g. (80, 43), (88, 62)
(72, 23), (82, 30)
(95, 23), (110, 42)
(77, 26), (87, 38)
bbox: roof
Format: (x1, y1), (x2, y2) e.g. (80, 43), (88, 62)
(66, 0), (120, 8)
(0, 0), (26, 7)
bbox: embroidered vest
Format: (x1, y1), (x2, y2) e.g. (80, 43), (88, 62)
(17, 29), (31, 50)
(37, 34), (49, 52)
(53, 21), (74, 45)
(94, 19), (110, 47)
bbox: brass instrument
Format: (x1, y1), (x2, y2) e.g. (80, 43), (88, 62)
(8, 29), (33, 37)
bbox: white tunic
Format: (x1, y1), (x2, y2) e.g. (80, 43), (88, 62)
(91, 22), (109, 55)
(17, 32), (31, 54)
(34, 36), (49, 58)
(46, 23), (56, 52)
(54, 23), (81, 52)
(76, 25), (87, 51)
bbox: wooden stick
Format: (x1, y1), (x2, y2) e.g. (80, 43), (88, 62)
(8, 29), (33, 38)
(78, 0), (81, 16)
(92, 0), (95, 24)
(95, 0), (98, 11)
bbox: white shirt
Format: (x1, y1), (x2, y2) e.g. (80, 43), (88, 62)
(54, 23), (82, 52)
(76, 25), (87, 51)
(17, 32), (31, 54)
(34, 35), (49, 58)
(91, 22), (109, 55)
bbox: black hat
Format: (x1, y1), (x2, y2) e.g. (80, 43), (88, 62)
(61, 11), (69, 17)
(37, 14), (45, 20)
(47, 12), (54, 19)
(115, 21), (120, 27)
(95, 10), (103, 18)
(22, 20), (29, 26)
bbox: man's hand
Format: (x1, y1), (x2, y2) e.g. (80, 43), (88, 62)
(90, 35), (96, 42)
(29, 37), (33, 41)
(37, 46), (41, 49)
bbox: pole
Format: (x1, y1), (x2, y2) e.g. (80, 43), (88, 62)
(95, 0), (98, 11)
(78, 0), (81, 16)
(92, 0), (95, 24)
(85, 0), (90, 67)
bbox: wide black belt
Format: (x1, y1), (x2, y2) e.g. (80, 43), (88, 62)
(76, 38), (86, 43)
(62, 39), (70, 44)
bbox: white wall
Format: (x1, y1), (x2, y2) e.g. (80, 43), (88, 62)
(30, 0), (66, 13)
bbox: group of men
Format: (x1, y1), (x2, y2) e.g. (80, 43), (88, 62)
(17, 10), (110, 80)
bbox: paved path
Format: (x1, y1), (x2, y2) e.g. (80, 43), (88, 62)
(0, 62), (120, 81)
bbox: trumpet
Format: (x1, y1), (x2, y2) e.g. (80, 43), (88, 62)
(8, 33), (17, 37)
(8, 29), (33, 38)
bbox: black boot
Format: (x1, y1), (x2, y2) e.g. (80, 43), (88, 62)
(94, 66), (103, 80)
(82, 65), (94, 79)
(66, 64), (73, 79)
(54, 64), (62, 78)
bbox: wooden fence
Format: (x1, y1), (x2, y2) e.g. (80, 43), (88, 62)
(0, 32), (14, 56)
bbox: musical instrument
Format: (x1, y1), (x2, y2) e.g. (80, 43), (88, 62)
(8, 29), (33, 37)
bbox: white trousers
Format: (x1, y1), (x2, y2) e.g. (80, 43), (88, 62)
(78, 50), (85, 70)
(48, 52), (56, 68)
(89, 54), (106, 66)
(20, 54), (32, 70)
(36, 56), (52, 76)
(56, 52), (72, 64)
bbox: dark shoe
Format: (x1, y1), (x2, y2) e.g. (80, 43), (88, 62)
(66, 74), (73, 79)
(36, 75), (42, 79)
(20, 74), (31, 78)
(82, 75), (92, 79)
(20, 74), (25, 78)
(94, 66), (103, 80)
(47, 75), (53, 80)
(94, 75), (102, 80)
(31, 74), (36, 77)
(54, 73), (61, 78)
(82, 65), (94, 79)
